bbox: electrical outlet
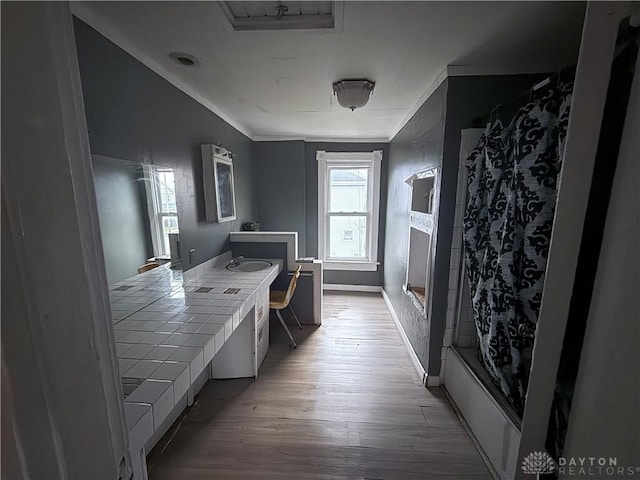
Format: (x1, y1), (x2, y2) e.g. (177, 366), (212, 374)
(189, 248), (196, 265)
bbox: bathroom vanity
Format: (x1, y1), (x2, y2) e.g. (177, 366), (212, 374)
(229, 231), (323, 326)
(109, 254), (281, 479)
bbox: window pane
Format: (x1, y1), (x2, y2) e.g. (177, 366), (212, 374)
(157, 170), (177, 214)
(160, 215), (179, 256)
(329, 168), (368, 212)
(162, 216), (179, 234)
(328, 215), (367, 259)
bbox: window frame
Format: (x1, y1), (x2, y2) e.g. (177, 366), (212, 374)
(144, 165), (179, 258)
(317, 150), (382, 271)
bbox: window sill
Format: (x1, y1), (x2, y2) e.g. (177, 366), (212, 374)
(323, 261), (379, 272)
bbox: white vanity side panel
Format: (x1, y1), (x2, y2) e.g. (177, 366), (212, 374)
(256, 291), (270, 371)
(211, 308), (256, 379)
(126, 380), (174, 430)
(124, 402), (153, 450)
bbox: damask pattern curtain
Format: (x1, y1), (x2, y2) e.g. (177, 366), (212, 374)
(463, 81), (573, 414)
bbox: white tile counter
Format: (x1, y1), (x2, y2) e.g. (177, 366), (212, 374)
(108, 257), (281, 479)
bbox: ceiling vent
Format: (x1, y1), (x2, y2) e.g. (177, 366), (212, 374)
(217, 1), (340, 31)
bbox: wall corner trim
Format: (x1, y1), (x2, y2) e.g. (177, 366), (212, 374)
(381, 289), (427, 384)
(426, 376), (440, 387)
(388, 67), (449, 142)
(388, 64), (556, 143)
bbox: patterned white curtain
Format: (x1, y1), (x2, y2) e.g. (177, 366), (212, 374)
(463, 80), (573, 414)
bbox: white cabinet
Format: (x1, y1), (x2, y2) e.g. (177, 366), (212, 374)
(257, 317), (269, 370)
(211, 307), (257, 379)
(255, 289), (270, 370)
(210, 291), (271, 378)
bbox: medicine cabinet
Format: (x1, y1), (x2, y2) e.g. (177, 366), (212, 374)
(202, 144), (236, 223)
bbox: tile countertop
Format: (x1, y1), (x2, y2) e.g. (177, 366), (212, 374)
(108, 259), (282, 443)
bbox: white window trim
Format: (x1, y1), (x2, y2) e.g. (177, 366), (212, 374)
(143, 165), (164, 257)
(317, 150), (382, 271)
(143, 165), (177, 258)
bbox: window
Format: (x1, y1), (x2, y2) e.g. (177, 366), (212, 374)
(317, 151), (382, 271)
(145, 166), (179, 257)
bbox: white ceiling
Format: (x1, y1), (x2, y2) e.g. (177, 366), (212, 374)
(72, 1), (585, 142)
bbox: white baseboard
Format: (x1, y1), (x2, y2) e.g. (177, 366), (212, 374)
(381, 289), (429, 386)
(323, 284), (381, 293)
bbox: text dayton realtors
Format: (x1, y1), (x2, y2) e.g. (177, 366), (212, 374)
(558, 457), (638, 477)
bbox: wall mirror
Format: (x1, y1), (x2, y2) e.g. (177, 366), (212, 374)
(92, 155), (181, 284)
(403, 168), (439, 317)
(202, 144), (236, 223)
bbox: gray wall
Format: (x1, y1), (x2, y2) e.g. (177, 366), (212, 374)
(384, 81), (448, 371)
(92, 155), (152, 283)
(253, 141), (306, 254)
(305, 142), (389, 286)
(384, 75), (544, 375)
(74, 19), (256, 270)
(252, 140), (389, 286)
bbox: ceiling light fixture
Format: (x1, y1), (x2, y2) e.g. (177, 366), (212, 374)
(275, 4), (289, 20)
(169, 52), (199, 67)
(332, 79), (375, 111)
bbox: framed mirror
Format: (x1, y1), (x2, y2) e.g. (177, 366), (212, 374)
(92, 155), (181, 284)
(202, 144), (237, 223)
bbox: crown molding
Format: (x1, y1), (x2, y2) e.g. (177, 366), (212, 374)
(388, 64), (555, 142)
(304, 136), (389, 143)
(71, 3), (255, 140)
(387, 67), (449, 142)
(253, 135), (389, 143)
(71, 4), (555, 146)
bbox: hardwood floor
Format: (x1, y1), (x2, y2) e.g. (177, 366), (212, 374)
(147, 292), (492, 479)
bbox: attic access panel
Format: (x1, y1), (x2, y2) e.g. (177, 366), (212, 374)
(218, 1), (338, 31)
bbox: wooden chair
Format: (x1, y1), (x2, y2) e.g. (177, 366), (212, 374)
(270, 265), (303, 348)
(137, 261), (160, 274)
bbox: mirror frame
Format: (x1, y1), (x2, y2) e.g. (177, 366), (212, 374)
(202, 144), (237, 223)
(402, 167), (439, 318)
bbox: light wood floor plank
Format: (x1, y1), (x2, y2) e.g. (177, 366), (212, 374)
(148, 292), (491, 479)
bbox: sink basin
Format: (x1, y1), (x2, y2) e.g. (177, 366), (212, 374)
(226, 259), (273, 272)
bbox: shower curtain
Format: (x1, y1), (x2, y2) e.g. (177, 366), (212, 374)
(463, 80), (573, 414)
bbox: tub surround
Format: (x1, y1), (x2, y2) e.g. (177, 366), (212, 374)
(109, 256), (281, 479)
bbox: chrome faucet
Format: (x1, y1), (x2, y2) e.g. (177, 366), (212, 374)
(228, 255), (244, 267)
